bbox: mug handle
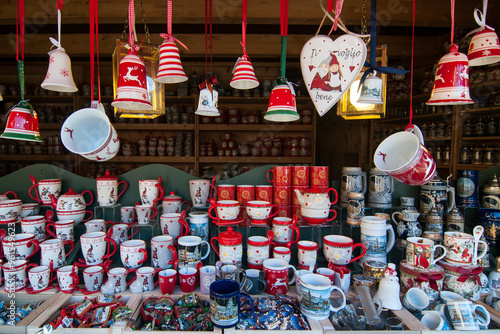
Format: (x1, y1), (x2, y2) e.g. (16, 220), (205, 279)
(291, 224), (301, 244)
(208, 175), (217, 201)
(167, 245), (177, 265)
(210, 237), (220, 258)
(179, 216), (190, 237)
(238, 292), (255, 319)
(82, 210), (94, 223)
(348, 243), (367, 264)
(181, 200), (191, 212)
(126, 268), (137, 286)
(150, 206), (158, 220)
(105, 221), (115, 228)
(325, 209), (338, 222)
(45, 210), (54, 223)
(406, 124), (425, 145)
(385, 224), (395, 253)
(69, 269), (80, 289)
(63, 240), (75, 257)
(329, 285), (347, 312)
(201, 240), (211, 260)
(48, 262), (57, 283)
(268, 204), (280, 219)
(129, 223), (139, 238)
(484, 195), (500, 209)
(266, 169), (274, 183)
(81, 190), (94, 207)
(328, 188), (339, 206)
(46, 223), (56, 239)
(153, 268), (162, 288)
(28, 184), (42, 204)
(258, 275), (267, 293)
(208, 199), (218, 220)
(362, 172), (367, 194)
(432, 244), (447, 265)
(26, 240), (40, 260)
(391, 211), (402, 226)
(117, 181), (128, 201)
(103, 237), (117, 260)
(137, 248), (148, 266)
(287, 265), (296, 285)
(475, 240), (488, 262)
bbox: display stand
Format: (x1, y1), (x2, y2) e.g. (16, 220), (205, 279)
(94, 203), (122, 222)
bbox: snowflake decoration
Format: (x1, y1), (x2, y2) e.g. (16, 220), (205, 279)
(483, 50), (492, 56)
(45, 73), (51, 80)
(49, 56), (55, 63)
(60, 69), (69, 77)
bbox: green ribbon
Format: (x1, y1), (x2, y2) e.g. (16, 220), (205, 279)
(17, 60), (25, 100)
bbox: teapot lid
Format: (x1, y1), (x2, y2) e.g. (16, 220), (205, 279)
(97, 171), (118, 181)
(484, 174), (500, 193)
(219, 227), (242, 245)
(62, 188), (79, 196)
(163, 191), (182, 202)
(306, 185), (328, 194)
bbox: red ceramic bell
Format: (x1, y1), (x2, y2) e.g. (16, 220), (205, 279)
(155, 38), (188, 84)
(230, 56), (259, 90)
(1, 101), (42, 142)
(264, 84), (299, 122)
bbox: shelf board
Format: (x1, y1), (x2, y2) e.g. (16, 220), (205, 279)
(200, 156), (312, 164)
(199, 124), (313, 131)
(426, 137), (452, 142)
(459, 106), (500, 114)
(469, 79), (500, 90)
(112, 123), (195, 130)
(164, 96), (196, 101)
(108, 156), (195, 163)
(436, 163), (451, 169)
(1, 154), (74, 161)
(456, 163), (498, 170)
(387, 92), (431, 105)
(460, 136), (500, 141)
(39, 123), (63, 130)
(216, 96), (312, 104)
(375, 112), (452, 123)
(2, 95), (76, 103)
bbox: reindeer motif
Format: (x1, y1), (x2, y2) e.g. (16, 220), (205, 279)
(123, 66), (143, 87)
(434, 73), (445, 84)
(458, 66), (469, 81)
(273, 278), (287, 288)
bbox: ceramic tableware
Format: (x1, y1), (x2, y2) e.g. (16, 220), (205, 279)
(151, 235), (177, 269)
(186, 212), (209, 241)
(443, 231), (487, 264)
(120, 206), (136, 224)
(406, 237), (447, 269)
(402, 287), (429, 311)
(2, 233), (39, 261)
(120, 239), (147, 269)
(360, 216), (395, 264)
(83, 265), (104, 293)
(20, 215), (46, 241)
(28, 177), (61, 206)
(243, 269), (266, 295)
(208, 199), (240, 221)
(139, 178), (164, 206)
(445, 300), (490, 330)
(211, 227), (243, 265)
(129, 266), (160, 294)
(107, 223), (138, 246)
(272, 216), (300, 247)
(162, 191), (191, 214)
(79, 231), (117, 266)
(272, 246), (292, 263)
(46, 219), (75, 242)
(3, 259), (36, 292)
(39, 238), (74, 269)
(199, 265), (216, 295)
(299, 273), (347, 320)
(27, 265), (54, 292)
(96, 171), (128, 207)
(262, 258), (296, 295)
(158, 269), (177, 295)
(177, 235), (210, 268)
(160, 213), (189, 240)
(247, 231), (274, 269)
(209, 279), (254, 328)
(323, 235), (367, 266)
(297, 240), (318, 270)
(57, 265), (79, 293)
(100, 267), (135, 294)
(135, 203), (157, 225)
(190, 179), (216, 208)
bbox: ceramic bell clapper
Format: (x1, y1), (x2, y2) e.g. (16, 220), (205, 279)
(373, 263), (402, 310)
(427, 44), (474, 105)
(1, 101), (42, 142)
(357, 72), (384, 104)
(195, 80), (220, 116)
(264, 83), (300, 122)
(41, 38), (78, 93)
(112, 49), (153, 111)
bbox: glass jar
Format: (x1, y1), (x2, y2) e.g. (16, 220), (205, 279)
(474, 116), (485, 136)
(459, 145), (471, 164)
(472, 146), (483, 164)
(428, 122), (437, 138)
(487, 116), (498, 136)
(484, 146), (495, 164)
(434, 146), (443, 162)
(443, 145), (451, 164)
(463, 118), (474, 137)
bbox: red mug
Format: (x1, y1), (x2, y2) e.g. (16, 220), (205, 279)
(236, 185), (255, 205)
(158, 268), (177, 295)
(267, 166), (291, 186)
(310, 166), (329, 187)
(217, 184), (236, 201)
(273, 186), (291, 206)
(292, 166), (310, 186)
(262, 258), (296, 295)
(255, 185), (273, 202)
(179, 266), (198, 293)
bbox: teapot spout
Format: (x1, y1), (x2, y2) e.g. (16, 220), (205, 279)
(294, 189), (305, 206)
(48, 194), (58, 210)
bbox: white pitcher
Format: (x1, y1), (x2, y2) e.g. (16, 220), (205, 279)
(360, 216), (395, 264)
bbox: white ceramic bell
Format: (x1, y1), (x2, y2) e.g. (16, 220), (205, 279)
(194, 87), (220, 116)
(468, 28), (500, 66)
(230, 56), (259, 90)
(373, 263), (402, 310)
(41, 41), (78, 93)
(357, 72), (384, 104)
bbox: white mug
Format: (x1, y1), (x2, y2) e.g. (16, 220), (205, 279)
(151, 235), (177, 269)
(130, 266), (159, 293)
(83, 265), (105, 293)
(28, 265), (53, 291)
(57, 265), (79, 293)
(135, 203), (158, 225)
(20, 215), (46, 241)
(120, 206), (136, 224)
(120, 239), (148, 269)
(79, 231), (117, 266)
(189, 179), (216, 208)
(139, 178), (164, 206)
(160, 213), (189, 240)
(39, 238), (74, 269)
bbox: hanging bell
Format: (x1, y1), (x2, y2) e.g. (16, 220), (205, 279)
(41, 46), (78, 93)
(230, 56), (259, 90)
(112, 49), (153, 111)
(155, 38), (188, 84)
(264, 84), (299, 122)
(427, 44), (474, 105)
(468, 28), (500, 67)
(194, 86), (220, 116)
(357, 72), (384, 105)
(1, 101), (42, 142)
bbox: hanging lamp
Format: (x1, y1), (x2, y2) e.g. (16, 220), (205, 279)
(427, 0), (473, 105)
(229, 0), (259, 90)
(466, 0), (500, 67)
(41, 0), (78, 93)
(2, 0), (42, 143)
(264, 0), (299, 122)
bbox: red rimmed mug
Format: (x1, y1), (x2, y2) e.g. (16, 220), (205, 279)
(245, 200), (279, 223)
(297, 240), (319, 270)
(78, 231), (117, 266)
(129, 266), (161, 293)
(267, 166), (291, 186)
(255, 185), (273, 202)
(28, 176), (61, 205)
(2, 259), (37, 291)
(107, 223), (139, 246)
(247, 231), (275, 269)
(120, 239), (148, 269)
(262, 258), (296, 295)
(217, 184), (236, 201)
(56, 265), (79, 293)
(208, 199), (241, 221)
(160, 213), (190, 240)
(20, 215), (46, 241)
(236, 185), (255, 205)
(47, 219), (75, 242)
(271, 216), (300, 247)
(27, 265), (56, 292)
(139, 177), (164, 206)
(2, 233), (39, 261)
(100, 267), (136, 294)
(135, 203), (158, 225)
(323, 235), (367, 266)
(292, 166), (310, 186)
(39, 238), (74, 269)
(190, 179), (217, 208)
(82, 265), (105, 294)
(151, 235), (177, 269)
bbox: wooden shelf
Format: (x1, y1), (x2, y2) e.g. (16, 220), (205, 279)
(1, 154), (74, 161)
(436, 163), (451, 169)
(199, 123), (313, 131)
(456, 163), (498, 170)
(460, 136), (500, 141)
(469, 79), (500, 90)
(112, 123), (195, 131)
(426, 137), (452, 142)
(375, 111), (453, 123)
(458, 106), (500, 114)
(387, 92), (431, 105)
(200, 156), (312, 164)
(109, 156), (195, 163)
(2, 95), (75, 103)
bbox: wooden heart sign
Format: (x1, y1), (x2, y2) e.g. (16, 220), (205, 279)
(300, 34), (367, 117)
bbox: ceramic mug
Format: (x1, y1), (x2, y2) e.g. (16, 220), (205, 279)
(297, 240), (318, 270)
(20, 203), (39, 218)
(151, 235), (177, 269)
(179, 266), (198, 293)
(316, 267), (336, 284)
(374, 125), (436, 186)
(79, 231), (117, 266)
(120, 239), (147, 269)
(262, 258), (296, 295)
(39, 238), (74, 269)
(2, 233), (39, 261)
(208, 199), (240, 221)
(46, 219), (75, 242)
(255, 185), (273, 202)
(200, 265), (216, 295)
(96, 174), (128, 207)
(107, 223), (138, 246)
(57, 265), (79, 293)
(272, 217), (300, 247)
(162, 192), (191, 214)
(273, 246), (292, 263)
(246, 201), (279, 223)
(190, 179), (216, 208)
(310, 166), (329, 187)
(120, 206), (136, 224)
(83, 265), (104, 293)
(0, 199), (22, 223)
(332, 266), (351, 292)
(292, 166), (310, 186)
(28, 265), (54, 291)
(296, 269), (313, 295)
(100, 267), (135, 294)
(160, 213), (189, 240)
(186, 212), (209, 241)
(443, 232), (487, 264)
(247, 232), (274, 269)
(236, 185), (255, 205)
(299, 273), (347, 320)
(242, 269), (266, 295)
(28, 177), (61, 205)
(158, 269), (177, 295)
(445, 300), (490, 330)
(402, 287), (429, 311)
(129, 266), (160, 293)
(210, 279), (254, 328)
(421, 311), (452, 330)
(135, 203), (158, 225)
(217, 184), (236, 201)
(359, 215), (395, 264)
(216, 263), (247, 288)
(139, 178), (164, 206)
(20, 215), (46, 241)
(267, 166), (291, 186)
(323, 235), (367, 266)
(177, 236), (210, 268)
(406, 237), (447, 269)
(2, 259), (36, 291)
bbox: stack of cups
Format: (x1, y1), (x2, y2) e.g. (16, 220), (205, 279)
(310, 166), (329, 191)
(236, 185), (255, 222)
(291, 166), (310, 223)
(268, 166), (292, 218)
(217, 184), (236, 201)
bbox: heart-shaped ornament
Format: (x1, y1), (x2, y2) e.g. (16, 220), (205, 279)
(300, 34), (367, 117)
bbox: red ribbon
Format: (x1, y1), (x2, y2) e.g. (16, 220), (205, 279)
(57, 0), (63, 11)
(405, 0), (416, 130)
(457, 267), (483, 285)
(241, 0), (247, 56)
(280, 0), (288, 37)
(199, 77), (217, 95)
(204, 0), (213, 78)
(415, 273), (444, 291)
(89, 0), (100, 102)
(159, 33), (189, 51)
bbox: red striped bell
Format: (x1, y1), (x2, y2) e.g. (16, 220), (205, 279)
(155, 39), (188, 84)
(1, 102), (42, 142)
(112, 50), (153, 111)
(230, 56), (259, 90)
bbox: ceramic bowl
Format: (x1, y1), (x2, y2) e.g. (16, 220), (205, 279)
(56, 209), (91, 225)
(215, 200), (240, 221)
(246, 201), (277, 220)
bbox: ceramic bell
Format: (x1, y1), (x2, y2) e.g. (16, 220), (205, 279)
(1, 101), (42, 142)
(41, 40), (78, 93)
(155, 36), (188, 84)
(112, 50), (153, 111)
(373, 263), (402, 310)
(264, 84), (299, 122)
(230, 56), (259, 90)
(195, 84), (220, 116)
(427, 44), (474, 105)
(357, 72), (384, 104)
(468, 28), (500, 66)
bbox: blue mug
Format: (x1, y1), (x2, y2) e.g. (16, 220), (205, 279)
(478, 208), (500, 246)
(210, 279), (254, 328)
(456, 170), (479, 207)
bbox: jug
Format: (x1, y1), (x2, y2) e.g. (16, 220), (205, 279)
(340, 167), (366, 207)
(420, 175), (455, 220)
(391, 210), (422, 240)
(368, 167), (394, 208)
(360, 216), (395, 264)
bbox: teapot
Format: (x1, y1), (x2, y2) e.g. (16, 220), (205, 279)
(294, 186), (338, 209)
(0, 191), (17, 201)
(49, 189), (94, 212)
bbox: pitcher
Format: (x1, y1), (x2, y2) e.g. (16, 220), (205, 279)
(368, 167), (394, 208)
(420, 175), (455, 220)
(360, 216), (395, 264)
(340, 167), (366, 207)
(391, 210), (422, 239)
